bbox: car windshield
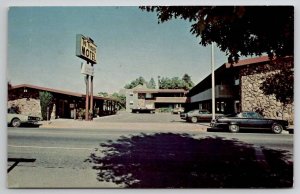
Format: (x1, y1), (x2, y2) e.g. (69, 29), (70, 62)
(246, 112), (264, 118)
(199, 110), (209, 114)
(237, 112), (264, 118)
(7, 108), (17, 114)
(189, 110), (198, 113)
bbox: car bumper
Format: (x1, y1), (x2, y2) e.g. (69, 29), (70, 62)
(210, 121), (228, 128)
(27, 120), (39, 125)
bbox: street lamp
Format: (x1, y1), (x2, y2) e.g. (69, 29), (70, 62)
(211, 42), (216, 120)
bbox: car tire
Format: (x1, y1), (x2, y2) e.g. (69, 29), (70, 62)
(229, 124), (239, 133)
(272, 123), (283, 134)
(11, 118), (21, 127)
(191, 117), (197, 123)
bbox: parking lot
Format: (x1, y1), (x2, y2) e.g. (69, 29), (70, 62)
(39, 111), (210, 131)
(94, 111), (188, 123)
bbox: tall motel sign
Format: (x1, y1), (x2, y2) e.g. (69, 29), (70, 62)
(76, 34), (97, 121)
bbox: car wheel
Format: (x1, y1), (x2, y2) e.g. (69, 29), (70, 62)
(191, 117), (197, 123)
(229, 124), (239, 133)
(272, 123), (283, 134)
(11, 118), (21, 127)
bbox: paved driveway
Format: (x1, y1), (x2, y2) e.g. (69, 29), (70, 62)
(39, 111), (210, 131)
(94, 111), (187, 123)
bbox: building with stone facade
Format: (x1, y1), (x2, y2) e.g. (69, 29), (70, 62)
(187, 56), (294, 124)
(8, 84), (119, 119)
(125, 84), (188, 112)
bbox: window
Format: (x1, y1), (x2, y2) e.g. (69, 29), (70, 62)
(138, 93), (145, 99)
(129, 101), (134, 105)
(145, 93), (152, 99)
(129, 93), (133, 96)
(221, 102), (225, 112)
(234, 77), (240, 85)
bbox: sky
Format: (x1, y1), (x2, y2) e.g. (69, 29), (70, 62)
(7, 6), (229, 94)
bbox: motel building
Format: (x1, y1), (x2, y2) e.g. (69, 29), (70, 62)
(186, 56), (294, 124)
(124, 84), (188, 112)
(8, 84), (119, 119)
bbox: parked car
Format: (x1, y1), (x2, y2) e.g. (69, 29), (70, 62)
(172, 107), (184, 114)
(180, 109), (224, 123)
(210, 111), (289, 134)
(7, 108), (41, 127)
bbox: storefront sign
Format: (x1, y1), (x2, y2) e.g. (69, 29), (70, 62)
(81, 63), (94, 76)
(76, 34), (97, 64)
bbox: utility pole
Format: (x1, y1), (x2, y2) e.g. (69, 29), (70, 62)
(211, 42), (216, 120)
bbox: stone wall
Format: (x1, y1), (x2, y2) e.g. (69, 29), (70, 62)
(8, 98), (41, 117)
(240, 61), (294, 124)
(8, 98), (56, 119)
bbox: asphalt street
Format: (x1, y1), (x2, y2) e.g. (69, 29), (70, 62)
(7, 126), (293, 188)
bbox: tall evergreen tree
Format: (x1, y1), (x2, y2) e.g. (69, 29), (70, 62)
(182, 74), (194, 89)
(147, 78), (156, 89)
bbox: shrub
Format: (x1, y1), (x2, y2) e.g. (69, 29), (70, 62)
(39, 91), (53, 120)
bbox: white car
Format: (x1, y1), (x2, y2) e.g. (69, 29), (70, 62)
(7, 108), (41, 127)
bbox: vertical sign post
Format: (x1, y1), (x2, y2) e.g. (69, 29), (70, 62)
(85, 74), (90, 121)
(76, 34), (97, 121)
(90, 63), (94, 119)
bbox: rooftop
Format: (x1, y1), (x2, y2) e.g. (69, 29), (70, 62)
(10, 84), (117, 101)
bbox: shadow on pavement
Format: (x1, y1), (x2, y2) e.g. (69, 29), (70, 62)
(86, 133), (293, 188)
(21, 123), (42, 128)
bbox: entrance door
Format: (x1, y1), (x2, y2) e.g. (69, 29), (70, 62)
(234, 101), (241, 113)
(58, 99), (71, 118)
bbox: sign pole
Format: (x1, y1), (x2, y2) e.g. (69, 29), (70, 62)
(76, 34), (97, 121)
(85, 74), (89, 121)
(90, 63), (94, 120)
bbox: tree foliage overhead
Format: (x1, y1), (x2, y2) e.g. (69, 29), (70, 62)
(259, 58), (294, 104)
(140, 6), (294, 63)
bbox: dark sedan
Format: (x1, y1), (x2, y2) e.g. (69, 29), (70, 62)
(210, 111), (289, 134)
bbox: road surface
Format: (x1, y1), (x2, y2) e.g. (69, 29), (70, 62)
(7, 127), (293, 188)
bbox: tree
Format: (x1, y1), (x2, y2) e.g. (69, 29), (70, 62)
(260, 70), (293, 104)
(140, 6), (294, 104)
(39, 91), (53, 120)
(147, 78), (156, 89)
(159, 76), (190, 90)
(98, 92), (109, 97)
(182, 74), (194, 89)
(124, 76), (147, 89)
(259, 58), (294, 119)
(112, 93), (126, 110)
(140, 6), (293, 63)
